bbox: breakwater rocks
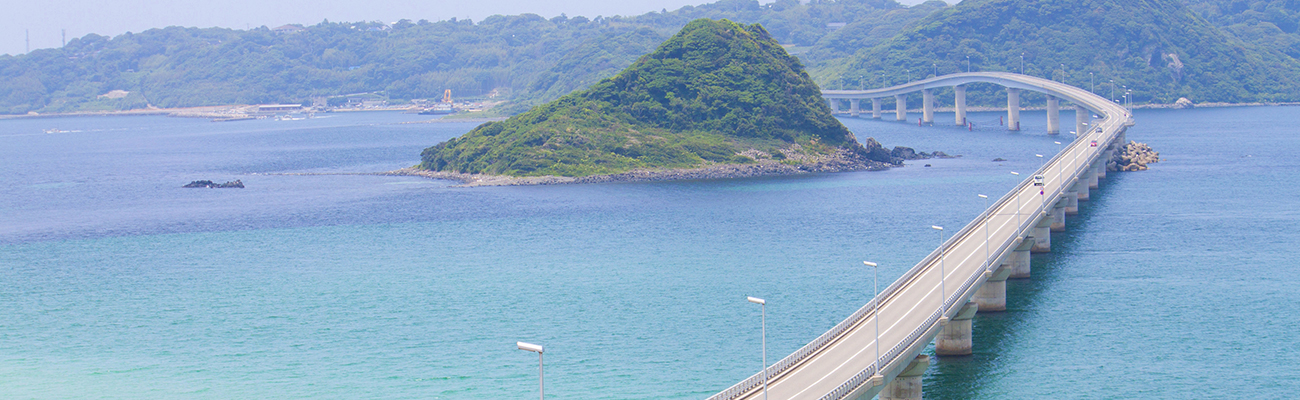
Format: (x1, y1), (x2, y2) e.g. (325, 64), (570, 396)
(1107, 141), (1161, 172)
(184, 180), (245, 188)
(891, 146), (960, 161)
(390, 148), (899, 187)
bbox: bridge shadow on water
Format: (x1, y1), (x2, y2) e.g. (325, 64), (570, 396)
(918, 173), (1125, 400)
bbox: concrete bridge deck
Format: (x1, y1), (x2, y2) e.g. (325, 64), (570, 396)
(706, 72), (1133, 400)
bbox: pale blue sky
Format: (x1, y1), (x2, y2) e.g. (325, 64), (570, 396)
(3, 0), (944, 56)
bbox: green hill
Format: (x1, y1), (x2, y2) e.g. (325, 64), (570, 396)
(836, 0), (1300, 105)
(418, 19), (893, 178)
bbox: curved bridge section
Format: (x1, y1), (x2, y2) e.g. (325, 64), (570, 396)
(706, 72), (1134, 400)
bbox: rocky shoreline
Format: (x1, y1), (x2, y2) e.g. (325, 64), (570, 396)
(1107, 141), (1161, 172)
(386, 148), (907, 187)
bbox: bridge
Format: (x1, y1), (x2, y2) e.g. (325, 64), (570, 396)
(706, 72), (1134, 400)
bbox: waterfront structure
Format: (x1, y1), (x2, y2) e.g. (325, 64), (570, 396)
(709, 72), (1132, 400)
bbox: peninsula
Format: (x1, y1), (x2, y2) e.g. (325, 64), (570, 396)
(412, 19), (901, 185)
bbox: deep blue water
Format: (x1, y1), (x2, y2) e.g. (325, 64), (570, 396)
(1, 107), (1296, 399)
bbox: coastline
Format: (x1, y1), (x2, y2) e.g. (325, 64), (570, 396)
(5, 101), (1297, 121)
(385, 152), (898, 187)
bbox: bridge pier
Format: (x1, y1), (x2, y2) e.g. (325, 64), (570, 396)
(1031, 212), (1052, 253)
(1075, 105), (1089, 135)
(1051, 197), (1067, 231)
(1007, 237), (1035, 279)
(974, 265), (1012, 312)
(1007, 88), (1021, 131)
(1096, 153), (1108, 180)
(922, 89), (935, 125)
(896, 94), (907, 121)
(880, 354), (930, 400)
(872, 98), (882, 119)
(828, 98), (839, 114)
(1088, 161), (1101, 189)
(955, 85), (967, 126)
(936, 302), (978, 355)
(1065, 184), (1080, 214)
(1046, 96), (1060, 134)
(1073, 178), (1091, 202)
(850, 99), (860, 117)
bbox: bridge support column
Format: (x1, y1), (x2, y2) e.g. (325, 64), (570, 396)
(872, 98), (882, 119)
(850, 99), (860, 117)
(1088, 161), (1101, 189)
(1031, 212), (1052, 253)
(1007, 88), (1021, 131)
(936, 302), (978, 356)
(1007, 237), (1036, 279)
(1065, 184), (1080, 214)
(974, 265), (1012, 312)
(827, 98), (839, 114)
(923, 89), (935, 125)
(896, 94), (907, 121)
(1075, 105), (1089, 135)
(1051, 197), (1067, 232)
(1046, 96), (1060, 134)
(1096, 153), (1108, 180)
(1073, 179), (1091, 202)
(955, 85), (967, 126)
(880, 354), (930, 400)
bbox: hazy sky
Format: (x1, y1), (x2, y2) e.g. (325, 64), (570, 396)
(3, 0), (942, 56)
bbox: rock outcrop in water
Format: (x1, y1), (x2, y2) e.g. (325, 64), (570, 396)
(1108, 142), (1160, 172)
(184, 180), (244, 188)
(891, 146), (961, 161)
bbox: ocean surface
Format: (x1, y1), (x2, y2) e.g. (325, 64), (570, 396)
(1, 107), (1296, 399)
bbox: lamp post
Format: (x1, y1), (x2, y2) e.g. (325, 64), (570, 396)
(966, 55), (971, 73)
(1090, 72), (1094, 93)
(517, 342), (545, 400)
(747, 296), (768, 400)
(859, 75), (864, 91)
(1060, 63), (1065, 83)
(931, 225), (945, 307)
(1109, 79), (1115, 101)
(1020, 53), (1024, 75)
(1010, 171), (1022, 229)
(1054, 141), (1063, 184)
(933, 63), (937, 78)
(864, 261), (882, 380)
(977, 194), (989, 267)
(907, 69), (911, 83)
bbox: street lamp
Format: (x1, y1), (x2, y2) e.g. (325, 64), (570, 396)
(906, 69), (911, 82)
(1020, 53), (1025, 75)
(517, 342), (545, 400)
(966, 55), (971, 73)
(1054, 141), (1063, 184)
(1010, 171), (1022, 229)
(931, 225), (945, 308)
(859, 75), (864, 90)
(864, 261), (882, 383)
(747, 296), (768, 400)
(1060, 63), (1065, 83)
(1090, 72), (1094, 93)
(1109, 79), (1115, 101)
(933, 63), (937, 78)
(977, 194), (989, 267)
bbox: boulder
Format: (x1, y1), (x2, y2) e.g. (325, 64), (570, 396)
(1174, 97), (1194, 109)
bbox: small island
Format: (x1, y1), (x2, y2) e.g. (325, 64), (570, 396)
(410, 19), (905, 186)
(183, 180), (244, 188)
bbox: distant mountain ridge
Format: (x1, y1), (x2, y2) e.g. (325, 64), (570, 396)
(418, 19), (894, 179)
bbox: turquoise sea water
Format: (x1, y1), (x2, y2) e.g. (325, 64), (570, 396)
(1, 107), (1297, 399)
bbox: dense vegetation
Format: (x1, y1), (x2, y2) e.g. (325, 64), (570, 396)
(0, 0), (931, 115)
(835, 0), (1300, 106)
(419, 19), (868, 177)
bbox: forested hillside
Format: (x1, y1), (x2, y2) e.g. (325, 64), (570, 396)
(419, 19), (889, 178)
(835, 0), (1300, 105)
(0, 0), (933, 115)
